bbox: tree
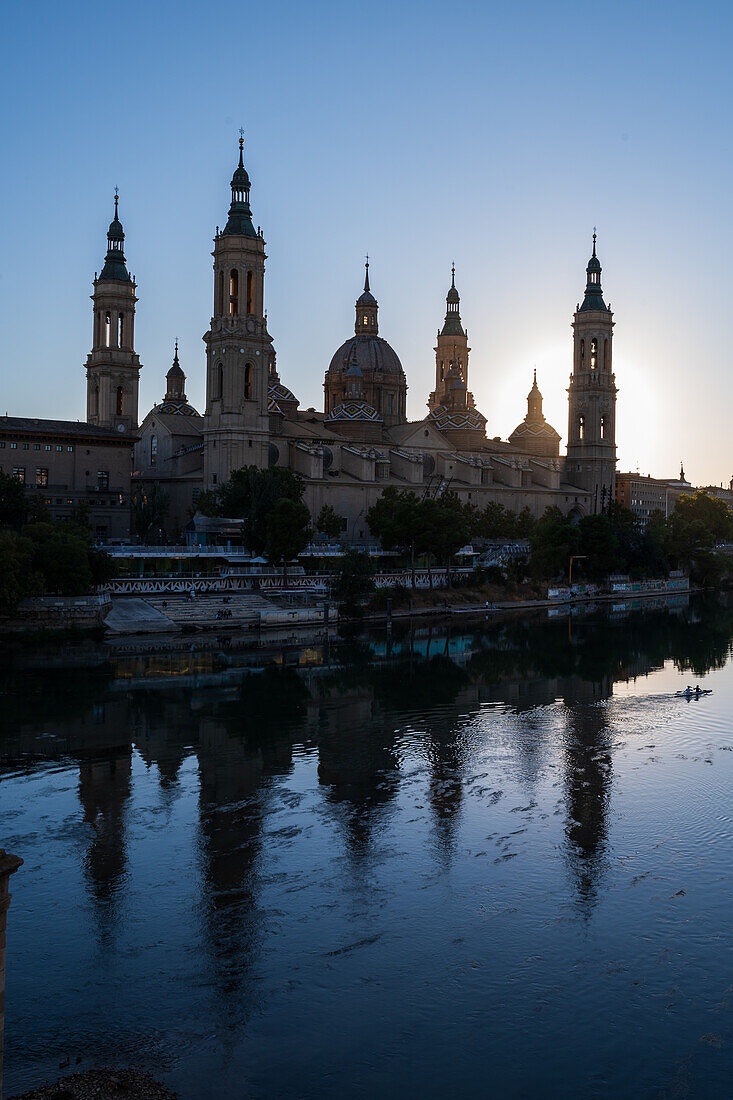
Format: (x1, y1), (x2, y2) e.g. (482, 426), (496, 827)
(0, 532), (40, 614)
(335, 549), (375, 614)
(578, 514), (619, 580)
(132, 484), (169, 544)
(316, 503), (343, 541)
(215, 466), (305, 553)
(668, 491), (733, 566)
(426, 493), (473, 586)
(265, 498), (311, 581)
(22, 523), (93, 596)
(529, 507), (580, 580)
(0, 470), (26, 530)
(367, 487), (422, 588)
(26, 495), (51, 524)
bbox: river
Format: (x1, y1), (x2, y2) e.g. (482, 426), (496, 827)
(2, 594), (733, 1097)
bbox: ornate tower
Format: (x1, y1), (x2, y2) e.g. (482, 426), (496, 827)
(564, 235), (617, 510)
(203, 138), (272, 487)
(85, 194), (141, 433)
(429, 266), (473, 412)
(508, 370), (561, 458)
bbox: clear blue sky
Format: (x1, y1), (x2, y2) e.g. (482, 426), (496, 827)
(2, 0), (731, 485)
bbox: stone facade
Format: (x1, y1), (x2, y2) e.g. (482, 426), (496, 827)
(129, 141), (621, 539)
(0, 417), (134, 540)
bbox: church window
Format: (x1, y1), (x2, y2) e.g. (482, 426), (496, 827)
(604, 338), (609, 370)
(91, 386), (99, 417)
(578, 415), (585, 440)
(150, 434), (158, 466)
(590, 339), (597, 369)
(440, 361), (444, 381)
(104, 311), (111, 348)
(116, 387), (124, 416)
(118, 313), (124, 347)
(600, 416), (606, 440)
(244, 363), (253, 400)
(215, 362), (223, 399)
(217, 271), (224, 315)
(229, 269), (239, 316)
(246, 271), (254, 314)
(387, 394), (394, 415)
(580, 339), (585, 369)
(363, 315), (368, 326)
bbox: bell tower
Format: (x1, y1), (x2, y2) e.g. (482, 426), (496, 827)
(203, 136), (272, 488)
(429, 266), (473, 412)
(85, 193), (141, 433)
(564, 234), (617, 511)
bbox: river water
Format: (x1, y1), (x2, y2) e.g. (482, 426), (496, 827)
(3, 594), (733, 1098)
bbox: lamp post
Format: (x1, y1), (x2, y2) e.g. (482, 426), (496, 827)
(569, 554), (587, 587)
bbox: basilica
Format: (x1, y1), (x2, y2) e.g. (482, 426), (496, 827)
(83, 140), (618, 541)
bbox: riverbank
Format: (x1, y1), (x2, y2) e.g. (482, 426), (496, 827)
(10, 1067), (177, 1099)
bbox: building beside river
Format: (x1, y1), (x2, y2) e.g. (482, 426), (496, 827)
(3, 141), (623, 542)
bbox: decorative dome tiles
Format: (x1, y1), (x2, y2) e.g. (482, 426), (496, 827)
(428, 405), (486, 432)
(325, 400), (383, 423)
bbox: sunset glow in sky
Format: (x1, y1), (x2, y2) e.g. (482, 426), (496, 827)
(2, 0), (732, 485)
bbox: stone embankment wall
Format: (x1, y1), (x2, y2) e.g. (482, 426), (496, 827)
(0, 594), (111, 633)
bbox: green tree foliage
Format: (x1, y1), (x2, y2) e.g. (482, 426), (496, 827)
(335, 549), (375, 613)
(316, 503), (343, 540)
(26, 495), (51, 524)
(529, 507), (580, 580)
(668, 491), (733, 565)
(367, 487), (422, 586)
(0, 470), (27, 530)
(132, 484), (170, 544)
(0, 532), (41, 613)
(265, 498), (311, 580)
(212, 466), (305, 553)
(21, 523), (93, 596)
(578, 514), (619, 580)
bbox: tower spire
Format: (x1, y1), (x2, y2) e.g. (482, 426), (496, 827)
(579, 230), (607, 312)
(364, 254), (370, 293)
(222, 133), (256, 237)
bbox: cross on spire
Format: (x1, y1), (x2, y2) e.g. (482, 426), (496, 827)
(364, 253), (370, 293)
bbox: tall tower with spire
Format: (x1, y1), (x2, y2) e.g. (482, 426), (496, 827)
(564, 234), (617, 510)
(85, 194), (141, 433)
(429, 267), (473, 412)
(203, 137), (272, 487)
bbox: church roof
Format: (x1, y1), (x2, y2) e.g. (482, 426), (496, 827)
(325, 400), (383, 423)
(157, 399), (200, 417)
(328, 334), (404, 377)
(0, 416), (136, 443)
(268, 380), (298, 404)
(428, 405), (486, 432)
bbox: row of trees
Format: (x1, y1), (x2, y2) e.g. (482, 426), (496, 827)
(0, 472), (116, 614)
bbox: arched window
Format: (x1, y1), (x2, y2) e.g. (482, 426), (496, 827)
(600, 415), (606, 440)
(440, 361), (444, 381)
(229, 269), (239, 316)
(116, 387), (124, 416)
(363, 314), (368, 326)
(217, 271), (224, 315)
(117, 313), (124, 347)
(580, 339), (585, 369)
(578, 415), (585, 441)
(105, 311), (111, 348)
(604, 338), (609, 371)
(590, 338), (597, 369)
(246, 271), (254, 314)
(150, 434), (158, 466)
(215, 362), (223, 399)
(387, 394), (394, 415)
(244, 363), (253, 400)
(91, 385), (99, 417)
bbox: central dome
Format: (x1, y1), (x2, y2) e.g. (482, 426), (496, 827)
(327, 333), (404, 377)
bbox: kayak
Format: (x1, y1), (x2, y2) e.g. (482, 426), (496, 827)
(675, 689), (712, 698)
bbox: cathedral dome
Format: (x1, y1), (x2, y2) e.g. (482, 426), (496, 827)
(325, 400), (383, 423)
(327, 334), (404, 377)
(428, 405), (486, 433)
